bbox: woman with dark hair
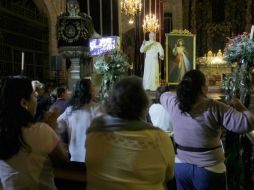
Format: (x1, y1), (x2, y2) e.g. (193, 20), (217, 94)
(86, 76), (175, 190)
(32, 80), (55, 121)
(160, 70), (254, 190)
(57, 78), (103, 162)
(0, 76), (67, 190)
(50, 86), (69, 115)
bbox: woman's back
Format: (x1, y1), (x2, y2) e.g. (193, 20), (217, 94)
(86, 76), (174, 190)
(86, 116), (174, 190)
(57, 102), (103, 162)
(161, 92), (254, 167)
(160, 70), (254, 190)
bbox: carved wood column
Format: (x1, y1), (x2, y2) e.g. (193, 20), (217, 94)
(68, 58), (80, 89)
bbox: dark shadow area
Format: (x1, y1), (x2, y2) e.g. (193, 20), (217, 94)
(54, 161), (86, 190)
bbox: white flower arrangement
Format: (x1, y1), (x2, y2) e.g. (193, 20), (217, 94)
(223, 32), (254, 65)
(94, 50), (130, 80)
(94, 50), (131, 100)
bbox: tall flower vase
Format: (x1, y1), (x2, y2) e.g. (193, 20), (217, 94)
(99, 78), (110, 101)
(238, 59), (254, 189)
(99, 74), (120, 102)
(239, 59), (252, 107)
(223, 59), (253, 190)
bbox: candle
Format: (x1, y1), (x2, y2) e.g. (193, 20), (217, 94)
(155, 0), (156, 16)
(250, 25), (254, 40)
(143, 0), (145, 18)
(21, 52), (24, 71)
(149, 0), (151, 14)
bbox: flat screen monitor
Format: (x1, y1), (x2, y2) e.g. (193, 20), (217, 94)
(89, 36), (120, 56)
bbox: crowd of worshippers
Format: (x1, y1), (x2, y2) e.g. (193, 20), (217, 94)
(0, 70), (254, 190)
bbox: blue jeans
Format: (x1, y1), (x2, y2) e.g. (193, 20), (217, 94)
(175, 163), (227, 190)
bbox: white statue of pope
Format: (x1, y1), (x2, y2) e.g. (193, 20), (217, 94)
(140, 32), (164, 91)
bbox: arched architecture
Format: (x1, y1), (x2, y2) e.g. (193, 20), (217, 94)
(33, 0), (66, 56)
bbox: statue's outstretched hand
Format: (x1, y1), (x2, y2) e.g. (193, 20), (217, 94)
(159, 55), (164, 60)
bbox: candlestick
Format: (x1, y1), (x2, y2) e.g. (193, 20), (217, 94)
(143, 0), (145, 18)
(250, 25), (254, 40)
(149, 0), (151, 14)
(21, 52), (24, 72)
(155, 0), (156, 16)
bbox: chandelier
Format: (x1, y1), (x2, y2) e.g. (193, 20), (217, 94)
(142, 14), (160, 33)
(120, 0), (142, 17)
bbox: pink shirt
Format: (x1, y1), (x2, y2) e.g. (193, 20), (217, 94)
(0, 123), (59, 190)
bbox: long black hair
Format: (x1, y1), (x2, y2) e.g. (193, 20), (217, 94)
(105, 76), (149, 120)
(176, 70), (206, 113)
(0, 76), (34, 160)
(68, 79), (92, 111)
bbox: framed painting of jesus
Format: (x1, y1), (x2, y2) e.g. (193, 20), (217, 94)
(165, 30), (196, 84)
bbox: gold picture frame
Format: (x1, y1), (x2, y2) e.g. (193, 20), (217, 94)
(165, 30), (196, 85)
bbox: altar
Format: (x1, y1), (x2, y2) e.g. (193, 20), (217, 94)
(196, 52), (233, 92)
(197, 64), (232, 91)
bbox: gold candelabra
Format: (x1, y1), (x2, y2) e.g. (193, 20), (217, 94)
(142, 13), (160, 33)
(120, 0), (142, 17)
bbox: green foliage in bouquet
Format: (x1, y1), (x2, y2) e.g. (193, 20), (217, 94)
(94, 49), (130, 80)
(223, 32), (254, 65)
(94, 50), (131, 100)
(222, 32), (254, 102)
(222, 31), (254, 190)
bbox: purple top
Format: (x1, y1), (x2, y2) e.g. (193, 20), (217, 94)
(160, 92), (254, 167)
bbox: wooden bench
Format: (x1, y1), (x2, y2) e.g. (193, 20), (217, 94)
(0, 162), (86, 190)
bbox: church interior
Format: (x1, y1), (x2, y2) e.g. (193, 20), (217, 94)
(1, 0), (254, 190)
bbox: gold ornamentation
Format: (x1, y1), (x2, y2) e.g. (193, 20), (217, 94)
(142, 14), (160, 33)
(170, 29), (192, 35)
(120, 0), (142, 17)
(217, 49), (223, 57)
(207, 50), (213, 57)
(143, 42), (155, 52)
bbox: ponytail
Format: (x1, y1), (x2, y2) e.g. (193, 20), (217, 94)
(176, 70), (206, 113)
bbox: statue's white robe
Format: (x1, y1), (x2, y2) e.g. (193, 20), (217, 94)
(140, 41), (164, 91)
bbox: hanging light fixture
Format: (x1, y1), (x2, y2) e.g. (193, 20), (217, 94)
(120, 0), (142, 24)
(143, 14), (159, 33)
(142, 0), (159, 33)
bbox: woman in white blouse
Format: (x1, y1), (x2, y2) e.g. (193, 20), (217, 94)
(57, 79), (103, 162)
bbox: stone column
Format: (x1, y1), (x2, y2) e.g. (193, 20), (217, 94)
(69, 58), (81, 90)
(80, 58), (93, 79)
(56, 0), (94, 90)
(59, 46), (88, 90)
